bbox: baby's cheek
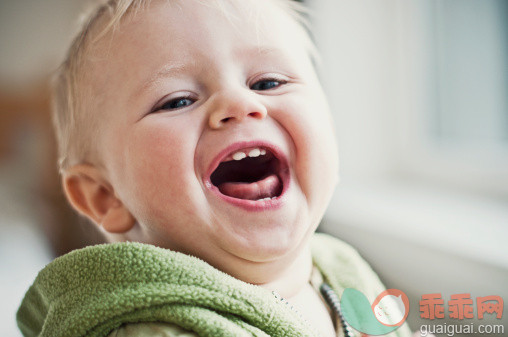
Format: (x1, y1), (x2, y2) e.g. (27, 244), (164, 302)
(285, 94), (337, 188)
(119, 121), (199, 218)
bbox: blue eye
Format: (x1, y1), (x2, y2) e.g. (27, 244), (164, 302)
(250, 79), (287, 91)
(160, 96), (195, 111)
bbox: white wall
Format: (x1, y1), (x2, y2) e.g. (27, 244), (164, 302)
(0, 0), (85, 85)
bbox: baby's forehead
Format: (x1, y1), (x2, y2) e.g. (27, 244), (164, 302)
(83, 0), (310, 84)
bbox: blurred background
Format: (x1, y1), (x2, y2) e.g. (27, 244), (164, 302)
(1, 0), (507, 336)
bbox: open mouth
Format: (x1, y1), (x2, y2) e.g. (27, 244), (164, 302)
(209, 146), (285, 201)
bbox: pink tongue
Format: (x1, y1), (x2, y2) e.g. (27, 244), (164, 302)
(218, 174), (281, 200)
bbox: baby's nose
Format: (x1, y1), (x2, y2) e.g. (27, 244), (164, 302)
(208, 89), (267, 129)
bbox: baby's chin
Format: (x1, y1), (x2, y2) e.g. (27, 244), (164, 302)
(213, 213), (314, 263)
(210, 229), (313, 284)
(225, 233), (299, 262)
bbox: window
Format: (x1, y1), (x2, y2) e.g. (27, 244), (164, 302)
(396, 0), (508, 196)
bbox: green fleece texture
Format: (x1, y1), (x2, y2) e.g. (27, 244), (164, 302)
(17, 233), (412, 337)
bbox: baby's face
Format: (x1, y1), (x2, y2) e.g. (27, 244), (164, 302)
(88, 0), (338, 278)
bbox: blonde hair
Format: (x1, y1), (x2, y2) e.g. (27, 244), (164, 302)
(52, 0), (317, 171)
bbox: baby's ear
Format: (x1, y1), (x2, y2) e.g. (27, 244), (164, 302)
(62, 164), (135, 233)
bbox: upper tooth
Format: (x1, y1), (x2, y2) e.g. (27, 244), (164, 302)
(248, 148), (261, 157)
(232, 151), (246, 160)
(260, 149), (266, 155)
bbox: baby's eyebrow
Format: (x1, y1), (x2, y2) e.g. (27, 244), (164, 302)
(235, 46), (297, 70)
(139, 62), (188, 93)
(135, 47), (291, 97)
(235, 46), (285, 60)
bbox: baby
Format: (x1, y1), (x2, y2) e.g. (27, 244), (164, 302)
(17, 1), (412, 337)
